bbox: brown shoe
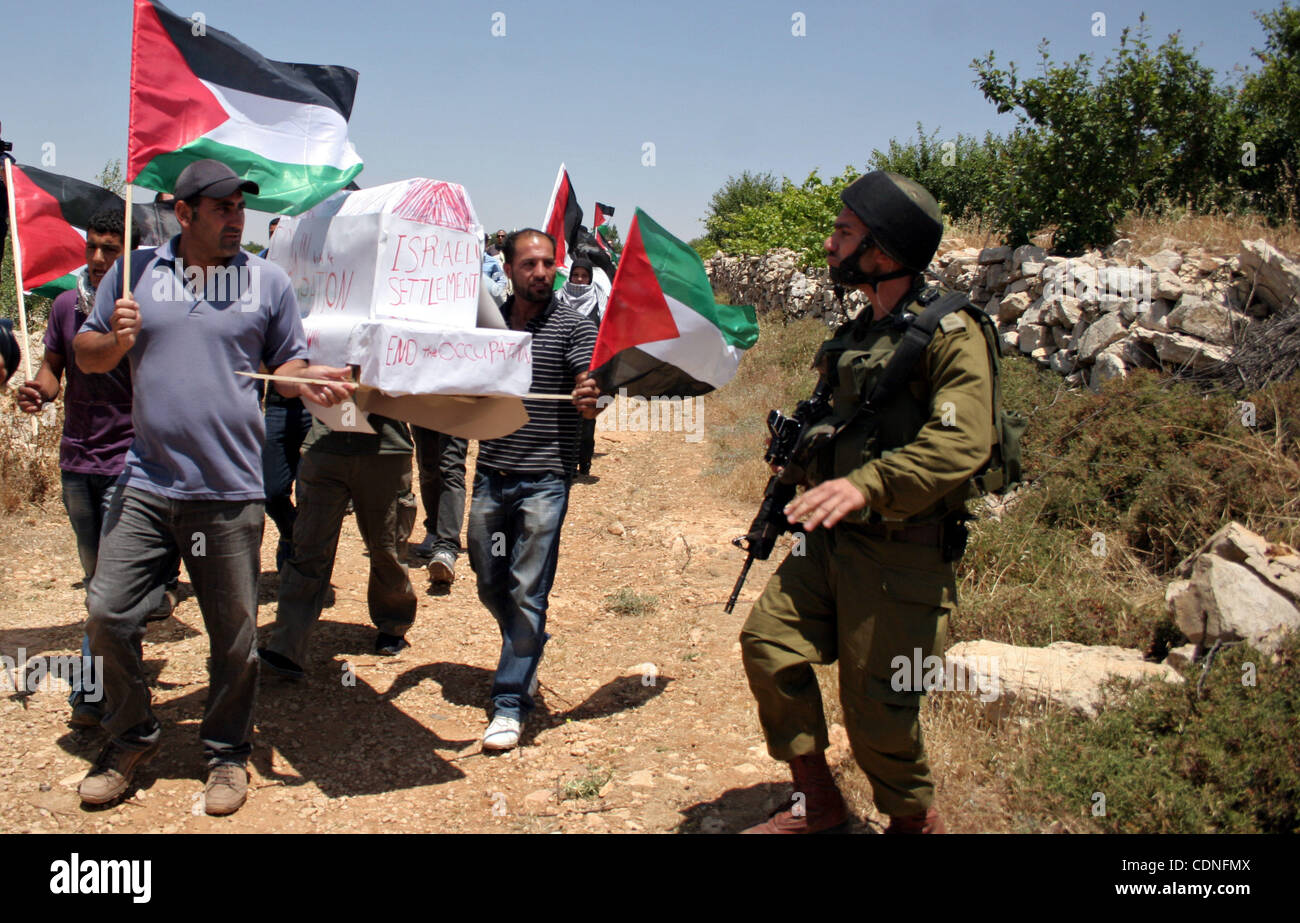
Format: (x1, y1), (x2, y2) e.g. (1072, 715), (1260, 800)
(79, 740), (160, 805)
(884, 807), (946, 834)
(742, 752), (850, 834)
(203, 762), (248, 816)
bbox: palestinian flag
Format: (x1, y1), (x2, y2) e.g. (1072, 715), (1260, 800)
(542, 163), (582, 269)
(593, 201), (614, 252)
(590, 208), (757, 398)
(5, 163), (143, 296)
(128, 0), (364, 215)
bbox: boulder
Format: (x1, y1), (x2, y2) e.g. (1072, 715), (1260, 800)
(1135, 298), (1172, 331)
(1167, 296), (1237, 346)
(1166, 555), (1300, 656)
(1077, 313), (1128, 363)
(1011, 244), (1046, 272)
(1017, 324), (1051, 353)
(1174, 522), (1300, 606)
(1090, 351), (1127, 390)
(1017, 300), (1050, 327)
(979, 245), (1013, 265)
(986, 262), (1011, 294)
(1049, 351), (1076, 375)
(1147, 330), (1231, 369)
(1238, 239), (1300, 313)
(997, 291), (1033, 323)
(1102, 334), (1159, 370)
(1044, 293), (1083, 327)
(1152, 270), (1185, 301)
(998, 327), (1020, 353)
(1163, 644), (1197, 671)
(943, 640), (1183, 720)
(1140, 249), (1184, 274)
(1019, 261), (1045, 278)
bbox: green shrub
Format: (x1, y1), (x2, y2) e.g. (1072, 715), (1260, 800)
(1013, 636), (1300, 833)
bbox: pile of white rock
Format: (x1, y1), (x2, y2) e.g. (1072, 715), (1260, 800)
(706, 237), (1300, 392)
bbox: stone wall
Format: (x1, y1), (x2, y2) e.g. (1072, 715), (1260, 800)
(706, 238), (1300, 391)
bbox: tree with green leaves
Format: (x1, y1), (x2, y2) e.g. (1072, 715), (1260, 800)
(95, 159), (125, 197)
(1238, 2), (1300, 222)
(702, 170), (779, 247)
(973, 17), (1242, 251)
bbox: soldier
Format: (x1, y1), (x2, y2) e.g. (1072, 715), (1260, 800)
(739, 172), (995, 834)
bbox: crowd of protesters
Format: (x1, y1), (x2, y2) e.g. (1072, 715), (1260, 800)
(2, 161), (611, 815)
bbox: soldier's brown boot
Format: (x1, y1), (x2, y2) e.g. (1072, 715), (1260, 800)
(884, 806), (946, 834)
(742, 752), (850, 834)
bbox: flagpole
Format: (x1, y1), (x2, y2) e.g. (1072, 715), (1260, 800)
(4, 156), (40, 439)
(122, 185), (133, 298)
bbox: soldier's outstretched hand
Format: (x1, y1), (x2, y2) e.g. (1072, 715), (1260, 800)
(784, 477), (866, 531)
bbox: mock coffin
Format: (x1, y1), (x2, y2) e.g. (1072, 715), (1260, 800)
(269, 178), (531, 438)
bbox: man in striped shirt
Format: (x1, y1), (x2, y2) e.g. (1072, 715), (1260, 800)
(468, 228), (600, 751)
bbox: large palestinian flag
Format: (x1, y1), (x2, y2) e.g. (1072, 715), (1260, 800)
(128, 0), (364, 215)
(5, 163), (147, 296)
(590, 208), (757, 398)
(542, 163), (583, 269)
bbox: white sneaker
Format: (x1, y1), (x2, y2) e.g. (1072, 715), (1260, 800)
(482, 715), (521, 751)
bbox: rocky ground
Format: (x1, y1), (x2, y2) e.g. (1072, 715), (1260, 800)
(1, 416), (925, 834)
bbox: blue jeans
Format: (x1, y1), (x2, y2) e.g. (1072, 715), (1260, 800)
(467, 470), (570, 721)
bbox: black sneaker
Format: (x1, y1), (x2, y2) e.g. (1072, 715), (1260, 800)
(374, 632), (409, 656)
(257, 647), (305, 681)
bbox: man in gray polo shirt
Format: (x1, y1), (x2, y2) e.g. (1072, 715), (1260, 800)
(73, 159), (354, 815)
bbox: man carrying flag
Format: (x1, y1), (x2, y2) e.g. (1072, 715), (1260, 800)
(73, 159), (354, 815)
(468, 229), (601, 751)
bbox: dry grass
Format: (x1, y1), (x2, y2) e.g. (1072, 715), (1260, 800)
(815, 665), (1051, 833)
(0, 393), (61, 513)
(1116, 211), (1300, 258)
(706, 314), (829, 502)
(944, 211), (1300, 258)
(942, 215), (1005, 251)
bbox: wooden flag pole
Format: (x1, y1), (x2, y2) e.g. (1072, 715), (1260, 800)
(122, 185), (133, 298)
(4, 156), (40, 439)
(235, 370), (574, 401)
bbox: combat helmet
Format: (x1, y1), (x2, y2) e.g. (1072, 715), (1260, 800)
(831, 171), (943, 286)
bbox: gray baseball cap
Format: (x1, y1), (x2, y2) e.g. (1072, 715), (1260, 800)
(173, 159), (259, 200)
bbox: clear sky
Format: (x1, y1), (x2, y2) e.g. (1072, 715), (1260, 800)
(0, 0), (1277, 246)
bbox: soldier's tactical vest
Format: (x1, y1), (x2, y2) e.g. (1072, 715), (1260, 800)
(806, 288), (979, 525)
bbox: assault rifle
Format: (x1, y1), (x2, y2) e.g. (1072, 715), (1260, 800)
(724, 378), (831, 613)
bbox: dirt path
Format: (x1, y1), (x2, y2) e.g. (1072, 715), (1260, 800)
(0, 415), (856, 834)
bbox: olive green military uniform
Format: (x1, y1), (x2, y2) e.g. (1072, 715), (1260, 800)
(740, 286), (994, 818)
